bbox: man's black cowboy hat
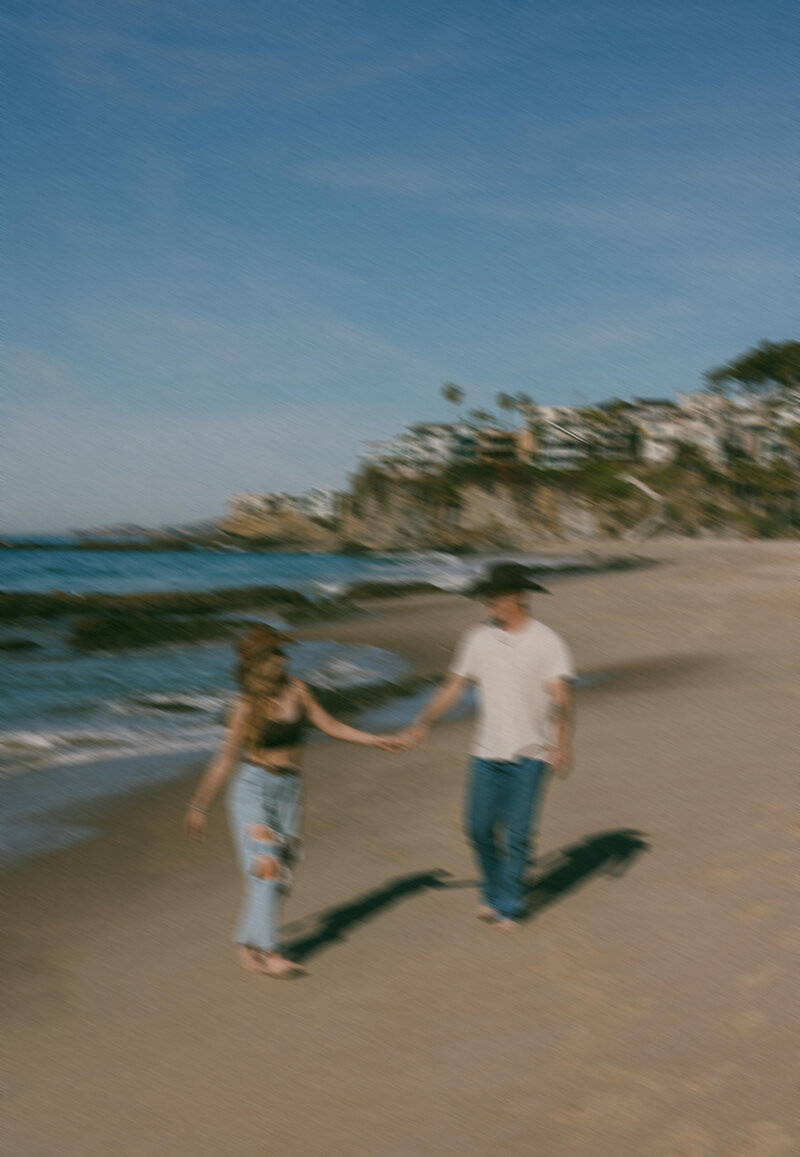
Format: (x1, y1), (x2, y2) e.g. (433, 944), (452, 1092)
(464, 561), (550, 598)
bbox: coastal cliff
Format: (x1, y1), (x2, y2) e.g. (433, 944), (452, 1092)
(335, 451), (800, 548)
(217, 463), (795, 551)
(336, 481), (609, 551)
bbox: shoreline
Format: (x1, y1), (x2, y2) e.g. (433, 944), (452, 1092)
(5, 537), (799, 1155)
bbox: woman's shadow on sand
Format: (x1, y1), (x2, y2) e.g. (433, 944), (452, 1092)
(283, 828), (649, 964)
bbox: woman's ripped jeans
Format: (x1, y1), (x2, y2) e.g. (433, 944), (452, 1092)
(227, 762), (303, 953)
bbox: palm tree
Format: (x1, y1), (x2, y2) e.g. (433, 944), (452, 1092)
(511, 392), (545, 449)
(468, 408), (497, 427)
(441, 382), (465, 412)
(495, 392), (518, 431)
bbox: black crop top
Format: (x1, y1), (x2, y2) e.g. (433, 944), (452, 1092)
(256, 709), (308, 750)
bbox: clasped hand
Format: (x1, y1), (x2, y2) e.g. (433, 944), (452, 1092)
(372, 724), (427, 752)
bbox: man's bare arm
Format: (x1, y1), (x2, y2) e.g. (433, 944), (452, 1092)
(547, 677), (574, 778)
(401, 673), (470, 747)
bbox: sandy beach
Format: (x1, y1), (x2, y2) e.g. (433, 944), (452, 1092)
(3, 539), (798, 1156)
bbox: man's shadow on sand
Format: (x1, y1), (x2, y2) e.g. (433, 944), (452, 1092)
(283, 828), (649, 965)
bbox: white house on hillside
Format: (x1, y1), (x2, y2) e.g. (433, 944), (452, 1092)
(228, 488), (342, 522)
(534, 406), (594, 469)
(361, 422), (477, 473)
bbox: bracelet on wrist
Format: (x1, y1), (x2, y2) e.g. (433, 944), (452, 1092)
(187, 803), (208, 814)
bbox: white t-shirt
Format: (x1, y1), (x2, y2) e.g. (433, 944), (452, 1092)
(449, 618), (575, 761)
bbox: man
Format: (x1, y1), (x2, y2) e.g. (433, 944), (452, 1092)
(401, 561), (575, 932)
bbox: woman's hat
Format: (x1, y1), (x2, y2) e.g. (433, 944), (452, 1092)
(464, 561), (550, 597)
(236, 623), (296, 661)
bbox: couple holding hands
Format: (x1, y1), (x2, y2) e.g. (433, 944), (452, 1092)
(186, 562), (575, 978)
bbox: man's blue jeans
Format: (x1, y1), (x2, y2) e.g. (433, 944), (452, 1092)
(465, 756), (548, 920)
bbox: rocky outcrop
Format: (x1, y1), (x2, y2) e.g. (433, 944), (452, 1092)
(217, 510), (340, 551)
(337, 482), (626, 552)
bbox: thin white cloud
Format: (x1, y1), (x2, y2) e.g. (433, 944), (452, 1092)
(29, 20), (463, 114)
(39, 28), (288, 113)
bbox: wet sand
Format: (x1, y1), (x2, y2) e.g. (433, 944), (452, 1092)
(4, 538), (799, 1156)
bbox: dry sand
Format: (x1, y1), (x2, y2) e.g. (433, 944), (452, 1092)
(3, 539), (798, 1156)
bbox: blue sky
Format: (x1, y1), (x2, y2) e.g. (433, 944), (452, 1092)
(5, 0), (796, 533)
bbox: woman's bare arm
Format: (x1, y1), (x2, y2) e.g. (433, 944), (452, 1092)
(188, 695), (250, 812)
(298, 683), (400, 748)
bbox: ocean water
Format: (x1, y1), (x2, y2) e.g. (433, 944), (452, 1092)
(0, 546), (581, 864)
(0, 543), (581, 595)
(0, 630), (412, 777)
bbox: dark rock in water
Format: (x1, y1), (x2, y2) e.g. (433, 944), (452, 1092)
(69, 613), (237, 652)
(0, 593), (78, 621)
(338, 540), (372, 556)
(65, 593), (361, 651)
(0, 539), (54, 549)
(73, 539), (199, 551)
(0, 584), (321, 623)
(0, 638), (41, 651)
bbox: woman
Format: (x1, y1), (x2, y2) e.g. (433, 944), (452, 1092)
(185, 624), (403, 978)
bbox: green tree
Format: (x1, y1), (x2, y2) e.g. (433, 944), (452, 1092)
(726, 459), (797, 532)
(673, 441), (715, 477)
(704, 340), (800, 397)
(782, 423), (800, 452)
(598, 397), (634, 413)
(704, 340), (800, 470)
